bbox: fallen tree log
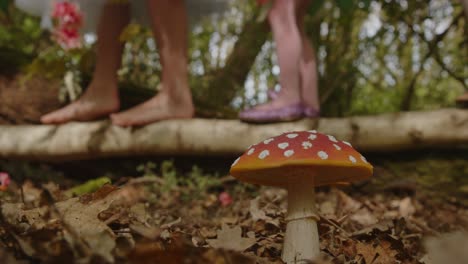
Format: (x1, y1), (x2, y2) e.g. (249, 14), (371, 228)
(1, 108), (468, 161)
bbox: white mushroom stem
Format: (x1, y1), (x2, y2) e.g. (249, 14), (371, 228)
(282, 181), (320, 264)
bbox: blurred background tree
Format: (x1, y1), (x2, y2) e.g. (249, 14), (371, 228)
(0, 0), (466, 118)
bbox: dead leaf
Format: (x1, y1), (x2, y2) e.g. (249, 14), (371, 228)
(319, 200), (336, 217)
(21, 181), (42, 206)
(0, 245), (29, 264)
(207, 224), (256, 252)
(128, 239), (256, 264)
(130, 223), (161, 240)
(351, 220), (394, 236)
(350, 208), (378, 226)
(200, 227), (217, 239)
(1, 185), (142, 263)
(161, 217), (181, 229)
(249, 197), (271, 221)
(337, 190), (362, 214)
(79, 184), (118, 204)
(130, 203), (148, 223)
(355, 240), (398, 264)
(398, 197), (415, 218)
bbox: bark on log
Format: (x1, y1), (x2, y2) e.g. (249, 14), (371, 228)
(1, 108), (468, 161)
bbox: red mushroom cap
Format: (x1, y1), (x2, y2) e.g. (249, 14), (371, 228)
(230, 131), (373, 187)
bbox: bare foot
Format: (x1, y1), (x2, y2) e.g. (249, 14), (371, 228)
(41, 83), (120, 124)
(110, 91), (194, 127)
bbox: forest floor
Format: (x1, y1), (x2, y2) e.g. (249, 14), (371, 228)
(0, 154), (467, 264)
(1, 75), (467, 263)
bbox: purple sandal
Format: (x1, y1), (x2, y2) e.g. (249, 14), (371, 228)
(239, 103), (304, 123)
(268, 90), (320, 118)
(239, 103), (320, 123)
(239, 89), (320, 123)
(302, 106), (320, 118)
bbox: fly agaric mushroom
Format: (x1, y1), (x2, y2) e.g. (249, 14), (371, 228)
(230, 131), (373, 263)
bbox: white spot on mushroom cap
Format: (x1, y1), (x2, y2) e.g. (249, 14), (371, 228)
(361, 155), (367, 163)
(263, 138), (274, 144)
(286, 133), (298, 138)
(302, 141), (313, 149)
(231, 157), (240, 167)
(258, 150), (270, 159)
(284, 150), (294, 157)
(318, 151), (328, 160)
(343, 141), (352, 147)
(349, 155), (357, 163)
(247, 148), (255, 155)
(308, 130), (317, 133)
(308, 134), (317, 140)
(278, 142), (289, 149)
(333, 144), (341, 150)
(328, 135), (338, 143)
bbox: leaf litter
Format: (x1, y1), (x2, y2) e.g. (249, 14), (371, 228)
(0, 173), (466, 264)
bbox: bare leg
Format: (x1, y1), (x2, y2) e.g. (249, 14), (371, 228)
(296, 0), (320, 113)
(265, 0), (301, 108)
(239, 0), (302, 122)
(111, 0), (194, 126)
(41, 3), (128, 124)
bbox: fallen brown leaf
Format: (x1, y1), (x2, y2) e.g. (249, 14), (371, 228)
(355, 240), (398, 264)
(207, 224), (256, 252)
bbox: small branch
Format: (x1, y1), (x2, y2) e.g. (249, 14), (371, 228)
(400, 12), (463, 110)
(432, 49), (467, 89)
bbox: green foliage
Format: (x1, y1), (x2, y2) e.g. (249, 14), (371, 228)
(309, 0), (372, 16)
(65, 177), (112, 196)
(1, 0), (466, 116)
(0, 2), (94, 100)
(0, 0), (8, 14)
(136, 160), (221, 199)
(160, 160), (179, 192)
(373, 150), (468, 204)
(24, 45), (94, 102)
(182, 165), (221, 198)
(335, 0), (354, 12)
(119, 23), (161, 91)
(136, 161), (157, 177)
(0, 5), (44, 73)
(312, 0), (465, 116)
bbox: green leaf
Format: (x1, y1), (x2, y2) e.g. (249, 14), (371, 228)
(336, 0), (354, 12)
(0, 0), (8, 13)
(65, 177), (112, 197)
(361, 0), (372, 10)
(308, 0), (326, 16)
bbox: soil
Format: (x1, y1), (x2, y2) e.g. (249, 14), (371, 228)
(0, 75), (62, 124)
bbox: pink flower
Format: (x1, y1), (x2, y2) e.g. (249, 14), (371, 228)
(61, 11), (83, 28)
(53, 2), (79, 18)
(0, 172), (11, 191)
(219, 192), (233, 207)
(53, 2), (83, 27)
(53, 26), (82, 50)
(51, 1), (83, 49)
